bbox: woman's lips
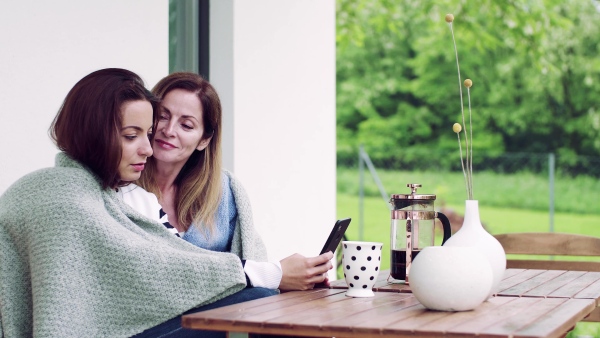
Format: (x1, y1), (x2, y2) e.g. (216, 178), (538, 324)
(131, 163), (145, 171)
(155, 139), (176, 149)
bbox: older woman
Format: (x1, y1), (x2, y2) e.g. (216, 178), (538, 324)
(0, 68), (275, 338)
(126, 72), (333, 291)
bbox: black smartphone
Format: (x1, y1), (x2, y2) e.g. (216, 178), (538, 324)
(319, 218), (352, 255)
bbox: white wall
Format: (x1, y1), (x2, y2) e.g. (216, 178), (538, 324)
(210, 0), (337, 275)
(0, 0), (337, 278)
(0, 0), (168, 194)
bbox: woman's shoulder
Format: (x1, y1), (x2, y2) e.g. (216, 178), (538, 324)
(221, 169), (233, 185)
(221, 170), (248, 198)
(220, 170), (234, 200)
(221, 170), (244, 190)
(38, 153), (103, 193)
(220, 170), (252, 210)
(0, 165), (100, 213)
(6, 165), (97, 194)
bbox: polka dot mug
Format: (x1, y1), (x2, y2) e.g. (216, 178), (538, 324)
(341, 241), (383, 297)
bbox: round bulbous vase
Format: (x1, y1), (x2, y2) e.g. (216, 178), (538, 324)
(410, 246), (493, 311)
(443, 200), (507, 297)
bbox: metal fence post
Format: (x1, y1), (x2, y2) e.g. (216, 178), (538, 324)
(361, 150), (391, 205)
(358, 146), (392, 241)
(359, 145), (365, 241)
(549, 153), (555, 233)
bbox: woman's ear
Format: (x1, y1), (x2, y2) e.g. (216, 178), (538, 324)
(196, 136), (212, 151)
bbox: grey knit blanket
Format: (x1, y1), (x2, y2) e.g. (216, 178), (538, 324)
(227, 170), (268, 261)
(0, 153), (264, 337)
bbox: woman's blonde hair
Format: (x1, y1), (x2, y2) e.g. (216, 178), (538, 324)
(138, 72), (222, 233)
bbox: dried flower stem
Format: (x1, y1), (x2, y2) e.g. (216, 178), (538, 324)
(467, 86), (474, 198)
(447, 15), (474, 200)
(456, 132), (469, 198)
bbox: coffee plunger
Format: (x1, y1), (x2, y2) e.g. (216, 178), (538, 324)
(389, 184), (452, 283)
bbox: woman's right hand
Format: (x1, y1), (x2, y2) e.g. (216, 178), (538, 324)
(278, 252), (334, 291)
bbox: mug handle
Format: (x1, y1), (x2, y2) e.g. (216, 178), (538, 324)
(436, 212), (452, 244)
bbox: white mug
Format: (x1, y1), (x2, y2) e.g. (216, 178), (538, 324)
(341, 241), (383, 297)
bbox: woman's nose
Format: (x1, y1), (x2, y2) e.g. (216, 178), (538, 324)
(140, 137), (153, 157)
(161, 121), (176, 137)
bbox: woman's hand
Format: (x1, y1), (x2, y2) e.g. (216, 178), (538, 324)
(278, 252), (334, 291)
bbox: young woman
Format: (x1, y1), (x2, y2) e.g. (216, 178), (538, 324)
(126, 72), (333, 291)
(0, 68), (275, 338)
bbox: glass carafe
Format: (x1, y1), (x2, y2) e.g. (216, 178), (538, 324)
(390, 184), (452, 283)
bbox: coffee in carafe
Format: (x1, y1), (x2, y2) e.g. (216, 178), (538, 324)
(391, 249), (421, 280)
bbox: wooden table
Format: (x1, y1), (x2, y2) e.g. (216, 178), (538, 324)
(330, 268), (600, 322)
(331, 269), (600, 299)
(182, 269), (600, 337)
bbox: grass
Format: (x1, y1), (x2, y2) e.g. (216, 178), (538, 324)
(338, 167), (600, 215)
(336, 168), (600, 337)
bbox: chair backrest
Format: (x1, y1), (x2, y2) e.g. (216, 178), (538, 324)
(493, 232), (600, 272)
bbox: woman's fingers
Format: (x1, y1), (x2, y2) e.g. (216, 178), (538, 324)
(310, 259), (333, 276)
(308, 251), (334, 267)
(279, 252), (336, 291)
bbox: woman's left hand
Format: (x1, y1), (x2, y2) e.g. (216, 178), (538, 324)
(278, 252), (334, 291)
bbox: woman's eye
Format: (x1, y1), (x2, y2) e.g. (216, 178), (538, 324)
(182, 124), (193, 130)
(160, 114), (169, 120)
(124, 135), (137, 140)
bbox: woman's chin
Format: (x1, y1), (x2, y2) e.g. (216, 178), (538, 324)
(119, 173), (142, 183)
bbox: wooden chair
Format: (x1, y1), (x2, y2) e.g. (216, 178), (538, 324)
(494, 232), (600, 271)
(493, 232), (600, 322)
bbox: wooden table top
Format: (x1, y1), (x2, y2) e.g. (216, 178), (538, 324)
(329, 268), (600, 305)
(182, 269), (600, 338)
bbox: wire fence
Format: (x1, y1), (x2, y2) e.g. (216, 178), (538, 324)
(339, 148), (600, 178)
(339, 146), (600, 239)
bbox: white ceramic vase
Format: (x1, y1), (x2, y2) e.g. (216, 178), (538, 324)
(443, 200), (506, 297)
(410, 246), (493, 311)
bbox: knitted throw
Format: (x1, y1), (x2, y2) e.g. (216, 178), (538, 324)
(225, 170), (268, 261)
(0, 153), (255, 337)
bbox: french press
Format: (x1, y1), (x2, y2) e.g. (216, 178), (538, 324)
(389, 183), (452, 283)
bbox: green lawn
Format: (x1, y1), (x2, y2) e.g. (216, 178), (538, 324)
(337, 167), (600, 215)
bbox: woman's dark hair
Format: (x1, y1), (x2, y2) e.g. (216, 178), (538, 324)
(49, 68), (159, 189)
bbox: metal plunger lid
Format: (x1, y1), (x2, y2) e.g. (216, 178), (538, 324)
(389, 183), (437, 218)
(390, 184), (437, 201)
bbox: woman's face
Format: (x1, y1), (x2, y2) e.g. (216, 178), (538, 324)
(118, 100), (154, 182)
(152, 89), (211, 168)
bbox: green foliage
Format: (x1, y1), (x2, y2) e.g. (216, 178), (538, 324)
(567, 322), (600, 338)
(337, 0), (600, 167)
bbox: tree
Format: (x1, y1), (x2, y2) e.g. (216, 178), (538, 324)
(336, 0), (600, 171)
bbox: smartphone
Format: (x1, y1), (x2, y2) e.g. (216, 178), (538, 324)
(319, 218), (352, 255)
